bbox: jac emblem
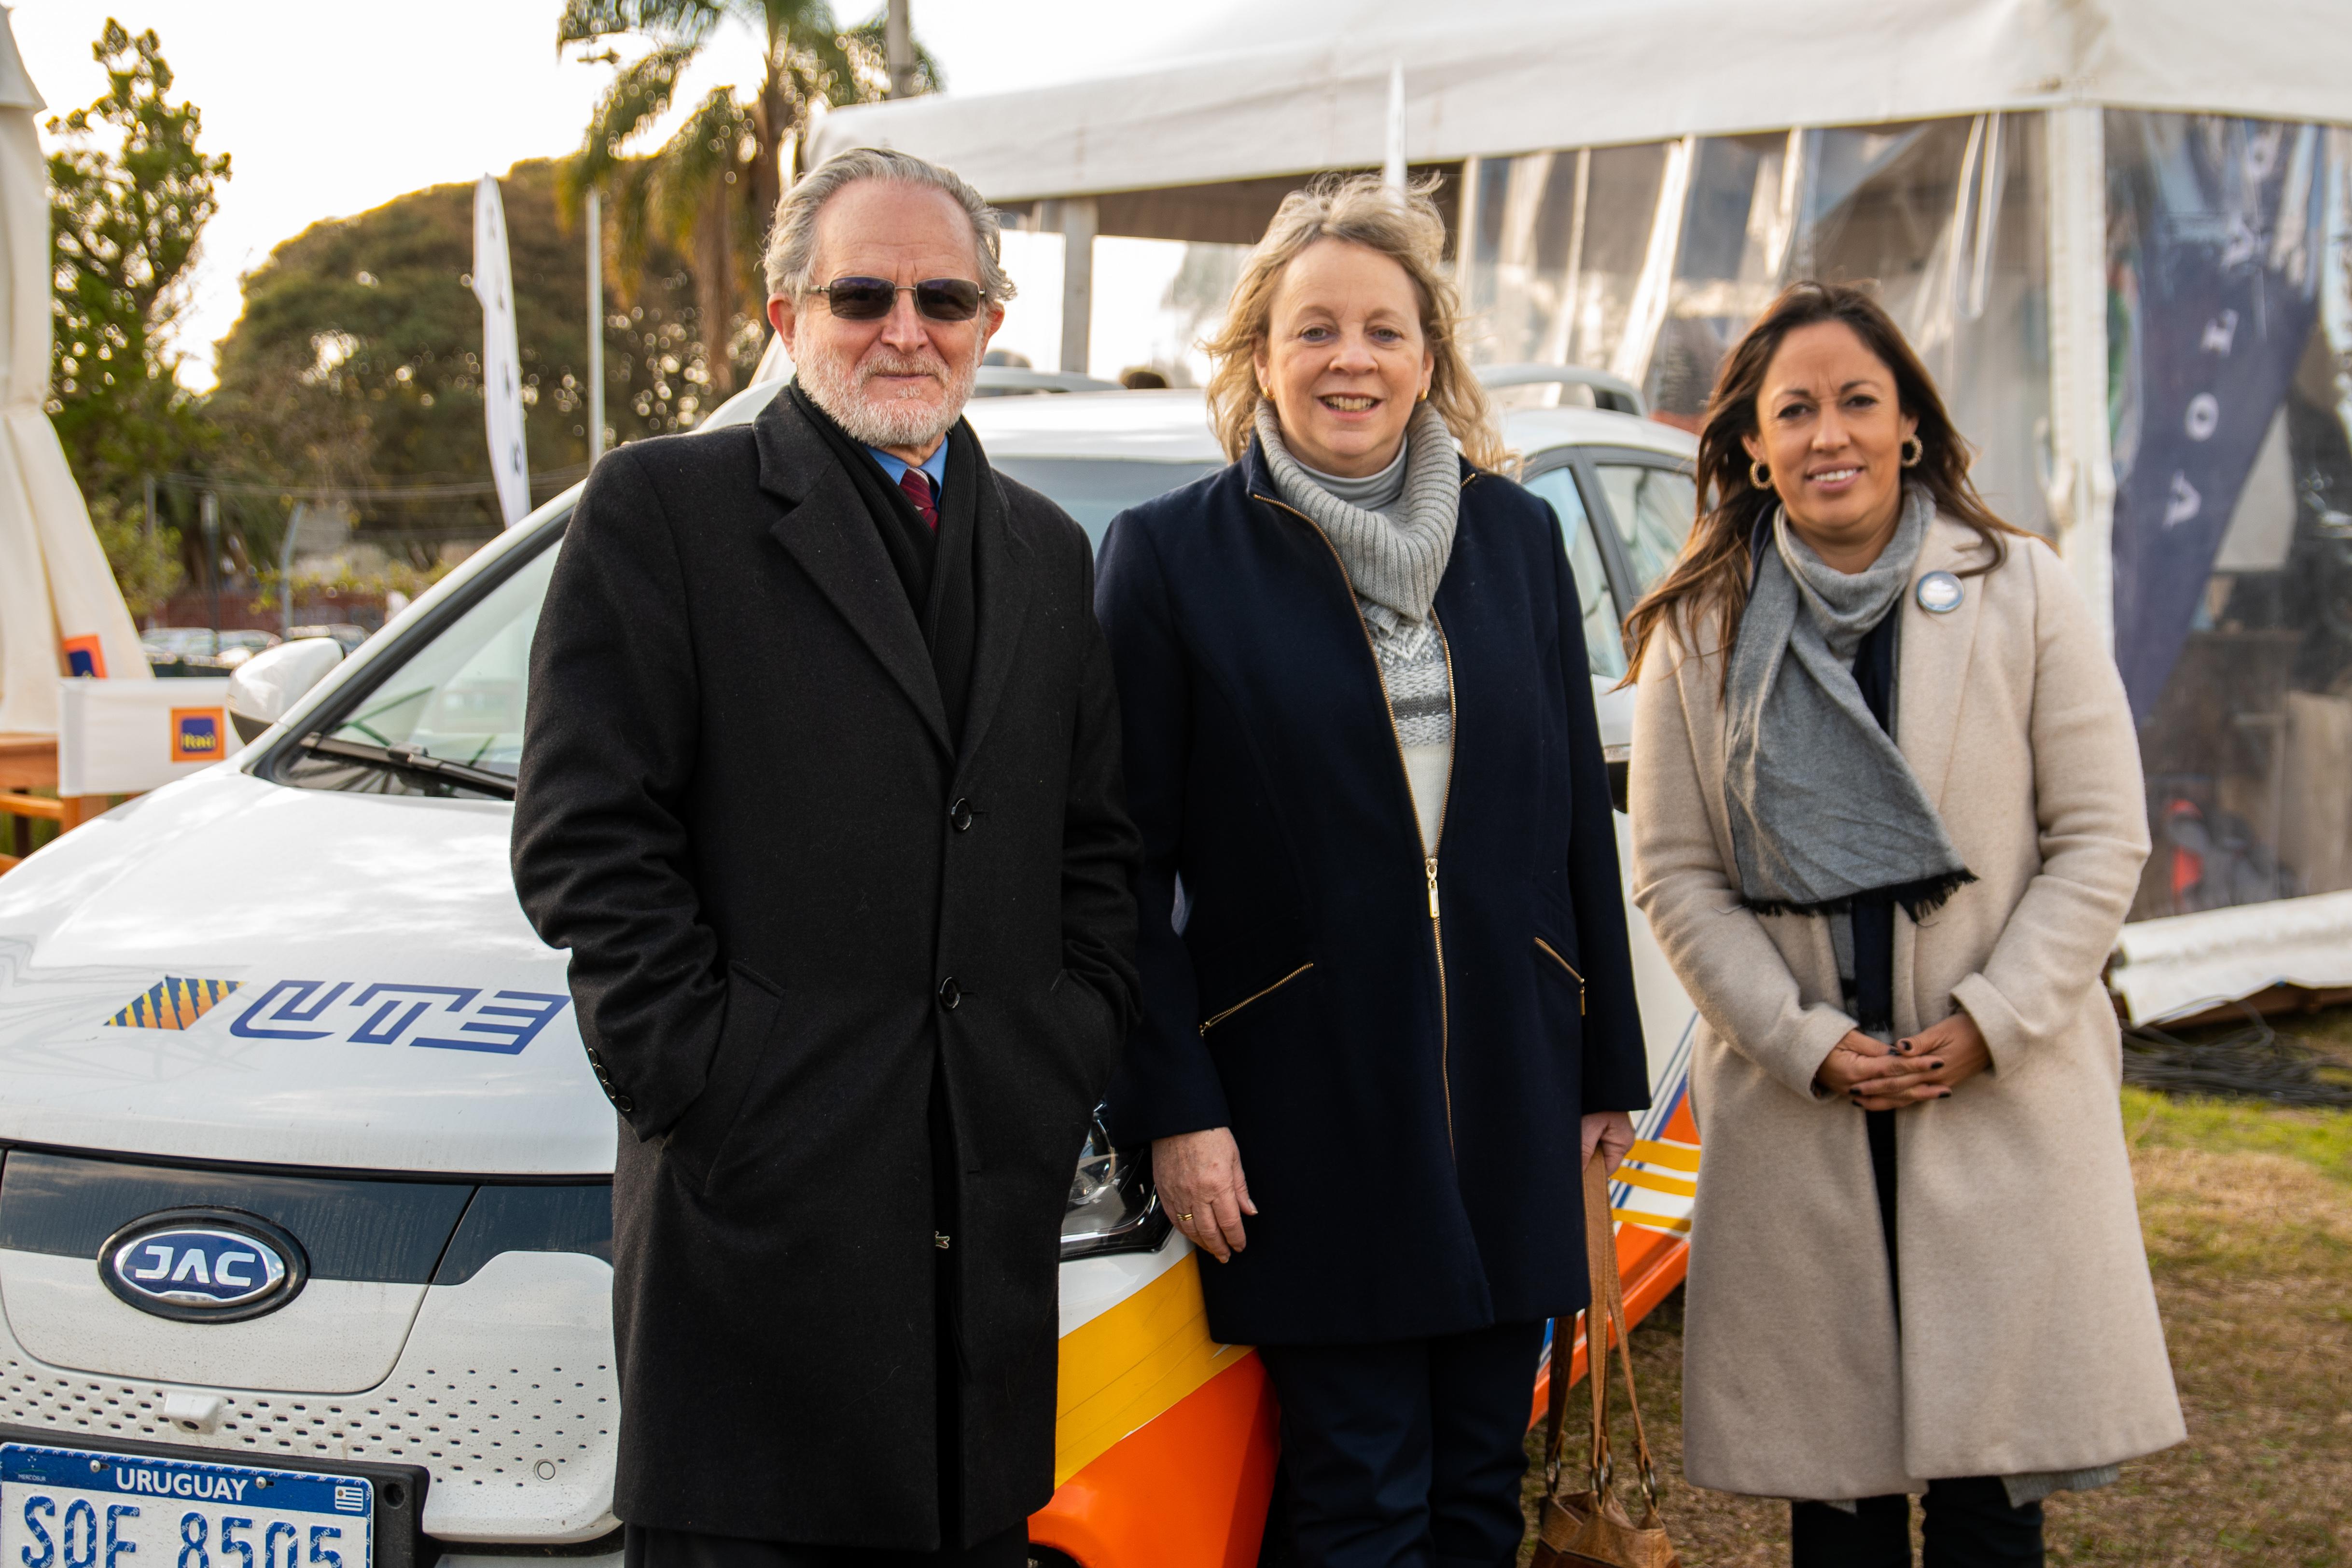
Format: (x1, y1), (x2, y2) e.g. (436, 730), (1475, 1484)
(99, 1210), (307, 1322)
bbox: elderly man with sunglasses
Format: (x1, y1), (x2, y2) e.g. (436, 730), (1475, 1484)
(512, 148), (1140, 1568)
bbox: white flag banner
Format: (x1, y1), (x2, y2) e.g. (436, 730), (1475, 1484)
(472, 175), (530, 528)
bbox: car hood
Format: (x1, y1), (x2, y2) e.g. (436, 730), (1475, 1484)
(0, 767), (611, 1175)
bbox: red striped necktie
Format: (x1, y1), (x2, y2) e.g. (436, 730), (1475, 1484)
(898, 467), (938, 531)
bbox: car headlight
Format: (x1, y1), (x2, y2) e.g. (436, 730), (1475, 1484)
(1059, 1109), (1169, 1261)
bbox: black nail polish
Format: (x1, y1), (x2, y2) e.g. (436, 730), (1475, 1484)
(1930, 1061), (1945, 1070)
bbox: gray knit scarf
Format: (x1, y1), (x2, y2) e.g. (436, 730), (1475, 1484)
(1723, 485), (1973, 919)
(1256, 402), (1461, 745)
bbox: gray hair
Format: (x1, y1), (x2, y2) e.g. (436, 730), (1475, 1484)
(762, 147), (1016, 304)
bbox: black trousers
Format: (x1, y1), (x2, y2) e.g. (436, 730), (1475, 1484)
(1257, 1319), (1544, 1568)
(622, 1524), (1029, 1568)
(1791, 1477), (2043, 1568)
(1792, 1114), (2042, 1568)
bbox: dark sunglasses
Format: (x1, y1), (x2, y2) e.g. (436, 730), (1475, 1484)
(809, 276), (985, 323)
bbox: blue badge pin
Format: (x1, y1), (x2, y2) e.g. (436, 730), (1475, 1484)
(1915, 570), (1963, 614)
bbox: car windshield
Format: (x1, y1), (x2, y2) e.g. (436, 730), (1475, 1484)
(279, 541), (559, 799)
(277, 454), (1217, 799)
(1595, 461), (1699, 590)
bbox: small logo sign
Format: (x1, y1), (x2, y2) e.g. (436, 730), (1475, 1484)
(1915, 570), (1964, 614)
(170, 708), (225, 762)
(100, 1211), (306, 1322)
(60, 634), (107, 678)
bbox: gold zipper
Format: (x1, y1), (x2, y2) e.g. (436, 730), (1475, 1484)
(1533, 936), (1586, 1014)
(1253, 489), (1459, 1152)
(1197, 961), (1315, 1037)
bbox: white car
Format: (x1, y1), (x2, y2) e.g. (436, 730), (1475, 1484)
(0, 373), (1700, 1568)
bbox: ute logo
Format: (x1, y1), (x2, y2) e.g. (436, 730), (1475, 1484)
(99, 1210), (306, 1322)
(102, 977), (571, 1055)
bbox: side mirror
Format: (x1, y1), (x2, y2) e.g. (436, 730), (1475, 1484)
(225, 637), (343, 743)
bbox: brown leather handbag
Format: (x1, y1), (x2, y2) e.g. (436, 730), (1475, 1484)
(1529, 1154), (1683, 1568)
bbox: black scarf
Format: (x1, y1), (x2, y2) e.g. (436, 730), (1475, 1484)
(788, 379), (980, 744)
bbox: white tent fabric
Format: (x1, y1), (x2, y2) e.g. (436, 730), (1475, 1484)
(0, 12), (148, 735)
(2109, 889), (2352, 1024)
(812, 0), (2352, 201)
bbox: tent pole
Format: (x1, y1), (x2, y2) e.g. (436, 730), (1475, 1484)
(279, 502), (303, 637)
(2043, 103), (2115, 647)
(587, 186), (604, 466)
(1057, 197), (1097, 376)
(886, 0), (915, 98)
(200, 493), (221, 653)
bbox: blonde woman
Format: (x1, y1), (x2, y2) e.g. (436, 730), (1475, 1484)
(1093, 175), (1650, 1566)
(1624, 281), (2181, 1565)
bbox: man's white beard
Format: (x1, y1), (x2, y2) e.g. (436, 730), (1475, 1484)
(797, 333), (981, 452)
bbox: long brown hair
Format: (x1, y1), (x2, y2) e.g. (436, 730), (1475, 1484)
(1620, 280), (2030, 682)
(1203, 173), (1507, 472)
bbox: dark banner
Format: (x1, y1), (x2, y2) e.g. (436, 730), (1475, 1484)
(2109, 115), (2322, 722)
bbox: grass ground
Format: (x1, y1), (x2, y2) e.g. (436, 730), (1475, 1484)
(1520, 1007), (2352, 1566)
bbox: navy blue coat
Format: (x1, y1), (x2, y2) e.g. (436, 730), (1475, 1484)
(1096, 438), (1651, 1346)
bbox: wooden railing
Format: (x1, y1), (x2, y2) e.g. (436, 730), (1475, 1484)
(0, 735), (114, 875)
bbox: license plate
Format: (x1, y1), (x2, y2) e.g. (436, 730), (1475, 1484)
(1, 1444), (373, 1568)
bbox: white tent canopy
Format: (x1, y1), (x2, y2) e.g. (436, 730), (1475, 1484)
(0, 10), (149, 735)
(815, 2), (2352, 1019)
(812, 0), (2352, 205)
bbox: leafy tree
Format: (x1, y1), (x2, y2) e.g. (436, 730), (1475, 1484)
(561, 0), (937, 396)
(85, 494), (182, 620)
(209, 157), (708, 548)
(45, 20), (229, 516)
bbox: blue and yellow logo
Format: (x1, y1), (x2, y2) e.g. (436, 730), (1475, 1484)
(170, 708), (224, 763)
(108, 977), (241, 1030)
(60, 634), (106, 678)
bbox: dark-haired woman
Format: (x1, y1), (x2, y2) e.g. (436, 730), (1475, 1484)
(1623, 282), (2181, 1566)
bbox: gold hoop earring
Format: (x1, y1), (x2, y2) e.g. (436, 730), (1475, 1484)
(1901, 435), (1924, 468)
(1750, 458), (1771, 489)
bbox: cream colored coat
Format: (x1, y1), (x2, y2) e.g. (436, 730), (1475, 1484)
(1629, 515), (2184, 1501)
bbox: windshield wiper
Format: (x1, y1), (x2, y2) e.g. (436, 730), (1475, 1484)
(301, 734), (517, 800)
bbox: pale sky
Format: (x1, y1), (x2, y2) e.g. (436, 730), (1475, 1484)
(9, 0), (1252, 389)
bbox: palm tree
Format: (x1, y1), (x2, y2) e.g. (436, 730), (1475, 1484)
(560, 0), (938, 396)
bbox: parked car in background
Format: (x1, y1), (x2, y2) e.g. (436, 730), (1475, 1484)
(286, 624), (372, 658)
(0, 371), (1699, 1568)
(142, 627), (281, 676)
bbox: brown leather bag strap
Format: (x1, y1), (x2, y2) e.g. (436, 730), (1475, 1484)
(1584, 1152), (1663, 1509)
(1580, 1152), (1617, 1493)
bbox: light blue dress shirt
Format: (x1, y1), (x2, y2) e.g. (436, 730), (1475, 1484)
(866, 441), (949, 504)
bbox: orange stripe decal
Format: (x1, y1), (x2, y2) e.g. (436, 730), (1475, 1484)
(1054, 1253), (1255, 1485)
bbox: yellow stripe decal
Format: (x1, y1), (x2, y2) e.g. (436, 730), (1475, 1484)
(1629, 1138), (1699, 1172)
(1613, 1207), (1692, 1235)
(1053, 1254), (1253, 1485)
(107, 977), (240, 1031)
(1616, 1166), (1698, 1199)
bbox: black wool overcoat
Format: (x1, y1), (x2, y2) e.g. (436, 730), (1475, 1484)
(1096, 439), (1650, 1347)
(510, 391), (1140, 1551)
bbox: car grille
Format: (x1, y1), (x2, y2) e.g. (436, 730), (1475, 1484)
(0, 1327), (616, 1540)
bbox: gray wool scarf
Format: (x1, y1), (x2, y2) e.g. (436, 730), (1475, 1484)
(1255, 401), (1461, 635)
(1256, 402), (1462, 748)
(1723, 485), (1973, 920)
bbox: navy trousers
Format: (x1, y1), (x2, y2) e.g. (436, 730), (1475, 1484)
(1257, 1319), (1545, 1568)
(1791, 1477), (2044, 1568)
